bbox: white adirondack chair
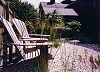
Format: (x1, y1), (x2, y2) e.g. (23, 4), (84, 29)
(12, 18), (50, 39)
(0, 16), (53, 60)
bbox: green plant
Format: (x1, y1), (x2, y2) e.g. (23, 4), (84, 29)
(25, 21), (36, 34)
(65, 20), (81, 39)
(10, 1), (36, 21)
(47, 11), (65, 41)
(53, 41), (61, 48)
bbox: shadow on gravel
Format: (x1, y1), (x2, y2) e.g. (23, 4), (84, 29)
(66, 40), (100, 52)
(4, 53), (53, 72)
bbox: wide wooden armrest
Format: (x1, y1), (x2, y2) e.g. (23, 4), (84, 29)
(19, 38), (48, 41)
(20, 37), (33, 39)
(29, 34), (50, 37)
(20, 37), (47, 40)
(11, 42), (53, 46)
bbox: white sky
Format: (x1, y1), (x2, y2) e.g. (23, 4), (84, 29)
(21, 0), (63, 8)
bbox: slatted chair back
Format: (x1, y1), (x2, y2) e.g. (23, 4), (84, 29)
(12, 18), (23, 37)
(0, 16), (25, 58)
(12, 18), (30, 38)
(13, 18), (50, 39)
(21, 21), (30, 38)
(12, 18), (31, 44)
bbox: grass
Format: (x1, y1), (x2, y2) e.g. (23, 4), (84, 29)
(53, 41), (61, 48)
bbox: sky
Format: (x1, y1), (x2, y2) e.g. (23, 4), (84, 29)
(21, 0), (63, 8)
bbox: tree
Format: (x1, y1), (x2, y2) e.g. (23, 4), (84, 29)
(9, 0), (39, 34)
(9, 0), (36, 21)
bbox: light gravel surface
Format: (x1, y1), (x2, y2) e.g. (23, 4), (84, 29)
(1, 40), (100, 72)
(48, 40), (100, 72)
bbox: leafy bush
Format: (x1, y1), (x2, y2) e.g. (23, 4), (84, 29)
(53, 41), (61, 48)
(65, 20), (81, 39)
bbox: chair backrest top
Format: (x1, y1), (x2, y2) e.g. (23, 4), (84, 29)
(0, 17), (20, 44)
(12, 18), (29, 38)
(12, 18), (23, 36)
(12, 18), (31, 44)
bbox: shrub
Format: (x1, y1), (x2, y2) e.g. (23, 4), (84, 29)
(65, 20), (81, 39)
(53, 41), (61, 48)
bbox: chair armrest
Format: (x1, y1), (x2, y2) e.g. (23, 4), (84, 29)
(29, 34), (50, 37)
(11, 42), (53, 46)
(19, 38), (48, 41)
(20, 37), (32, 39)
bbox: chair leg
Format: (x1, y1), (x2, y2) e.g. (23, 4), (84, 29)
(9, 45), (12, 63)
(3, 44), (7, 71)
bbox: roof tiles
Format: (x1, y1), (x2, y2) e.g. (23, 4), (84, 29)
(40, 2), (78, 16)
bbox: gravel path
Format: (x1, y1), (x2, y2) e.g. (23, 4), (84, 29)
(48, 41), (100, 72)
(1, 40), (100, 72)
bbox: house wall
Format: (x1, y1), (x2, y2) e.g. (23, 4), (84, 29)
(0, 5), (3, 16)
(9, 10), (13, 23)
(0, 0), (13, 48)
(0, 28), (3, 48)
(9, 14), (13, 23)
(0, 0), (6, 18)
(68, 0), (98, 43)
(0, 5), (3, 48)
(98, 0), (100, 45)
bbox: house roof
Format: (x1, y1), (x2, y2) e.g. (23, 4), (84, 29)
(43, 7), (78, 16)
(41, 2), (69, 8)
(66, 0), (83, 8)
(40, 2), (78, 16)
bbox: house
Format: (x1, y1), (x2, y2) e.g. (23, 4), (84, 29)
(64, 0), (98, 43)
(0, 0), (13, 47)
(98, 0), (100, 44)
(39, 0), (78, 21)
(39, 0), (99, 43)
(0, 0), (13, 68)
(61, 0), (76, 4)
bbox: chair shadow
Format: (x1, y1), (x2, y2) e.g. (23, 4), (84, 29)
(66, 40), (100, 51)
(5, 53), (54, 72)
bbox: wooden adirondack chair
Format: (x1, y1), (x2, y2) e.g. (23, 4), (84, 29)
(0, 16), (53, 60)
(12, 18), (50, 39)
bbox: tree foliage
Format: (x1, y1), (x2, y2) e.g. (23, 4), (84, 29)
(65, 20), (81, 39)
(46, 11), (65, 40)
(47, 11), (65, 27)
(66, 21), (81, 31)
(9, 0), (36, 21)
